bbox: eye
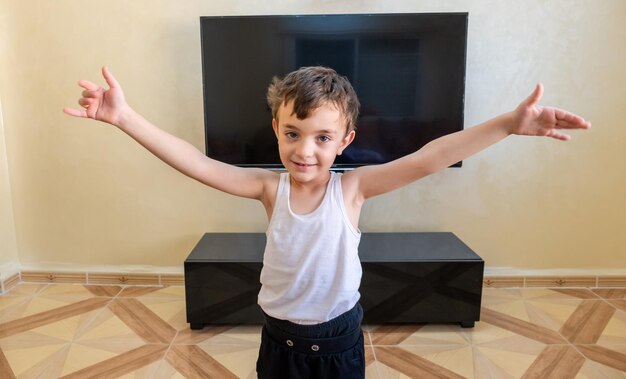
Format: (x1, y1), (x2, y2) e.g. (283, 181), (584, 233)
(318, 135), (331, 143)
(285, 132), (298, 140)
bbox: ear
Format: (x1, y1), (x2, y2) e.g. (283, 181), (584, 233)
(337, 130), (356, 156)
(272, 118), (279, 139)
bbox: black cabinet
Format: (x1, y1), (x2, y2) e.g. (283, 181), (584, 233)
(184, 232), (483, 329)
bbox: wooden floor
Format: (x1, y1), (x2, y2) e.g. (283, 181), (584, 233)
(1, 283), (625, 378)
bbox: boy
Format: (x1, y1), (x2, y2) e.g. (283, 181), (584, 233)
(64, 66), (590, 378)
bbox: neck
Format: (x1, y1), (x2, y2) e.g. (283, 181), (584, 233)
(289, 171), (331, 191)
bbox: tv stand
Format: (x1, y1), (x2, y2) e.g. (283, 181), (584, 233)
(184, 232), (483, 329)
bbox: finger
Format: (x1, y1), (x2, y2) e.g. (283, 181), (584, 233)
(553, 109), (592, 129)
(78, 80), (100, 91)
(102, 66), (121, 89)
(555, 120), (591, 129)
(63, 107), (88, 118)
(523, 83), (543, 107)
(81, 88), (101, 98)
(548, 130), (571, 141)
(78, 98), (93, 108)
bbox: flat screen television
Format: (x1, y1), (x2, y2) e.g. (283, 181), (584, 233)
(200, 13), (468, 169)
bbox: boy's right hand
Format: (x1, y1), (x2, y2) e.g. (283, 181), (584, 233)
(63, 66), (129, 126)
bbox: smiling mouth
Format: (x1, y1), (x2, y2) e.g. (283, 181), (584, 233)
(293, 161), (316, 167)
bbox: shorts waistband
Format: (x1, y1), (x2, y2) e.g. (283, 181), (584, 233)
(263, 323), (362, 355)
(262, 303), (363, 355)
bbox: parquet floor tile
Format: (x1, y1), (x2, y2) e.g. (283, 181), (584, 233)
(1, 284), (625, 378)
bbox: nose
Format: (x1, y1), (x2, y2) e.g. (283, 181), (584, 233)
(295, 138), (315, 158)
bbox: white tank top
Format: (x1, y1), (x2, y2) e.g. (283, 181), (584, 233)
(258, 172), (362, 324)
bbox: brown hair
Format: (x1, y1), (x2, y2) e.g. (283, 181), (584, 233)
(266, 66), (360, 134)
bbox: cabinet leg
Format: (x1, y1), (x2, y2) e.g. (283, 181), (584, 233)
(190, 322), (204, 330)
(459, 321), (475, 328)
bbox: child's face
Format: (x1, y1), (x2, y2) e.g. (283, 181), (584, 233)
(272, 100), (355, 184)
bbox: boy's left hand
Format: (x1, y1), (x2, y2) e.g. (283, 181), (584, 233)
(511, 84), (591, 141)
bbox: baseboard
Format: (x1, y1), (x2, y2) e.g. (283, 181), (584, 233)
(3, 266), (626, 294)
(0, 261), (21, 293)
(19, 271), (184, 287)
(482, 275), (626, 288)
(1, 263), (184, 293)
(483, 268), (626, 288)
(1, 272), (20, 293)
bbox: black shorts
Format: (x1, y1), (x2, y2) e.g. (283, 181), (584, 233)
(256, 303), (365, 379)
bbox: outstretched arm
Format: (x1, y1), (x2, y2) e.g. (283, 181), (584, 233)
(64, 67), (275, 201)
(346, 84), (592, 201)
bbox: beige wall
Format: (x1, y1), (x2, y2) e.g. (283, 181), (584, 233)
(1, 2), (20, 281)
(1, 0), (624, 274)
(0, 97), (20, 280)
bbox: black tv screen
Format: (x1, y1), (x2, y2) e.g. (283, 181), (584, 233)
(200, 13), (468, 169)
